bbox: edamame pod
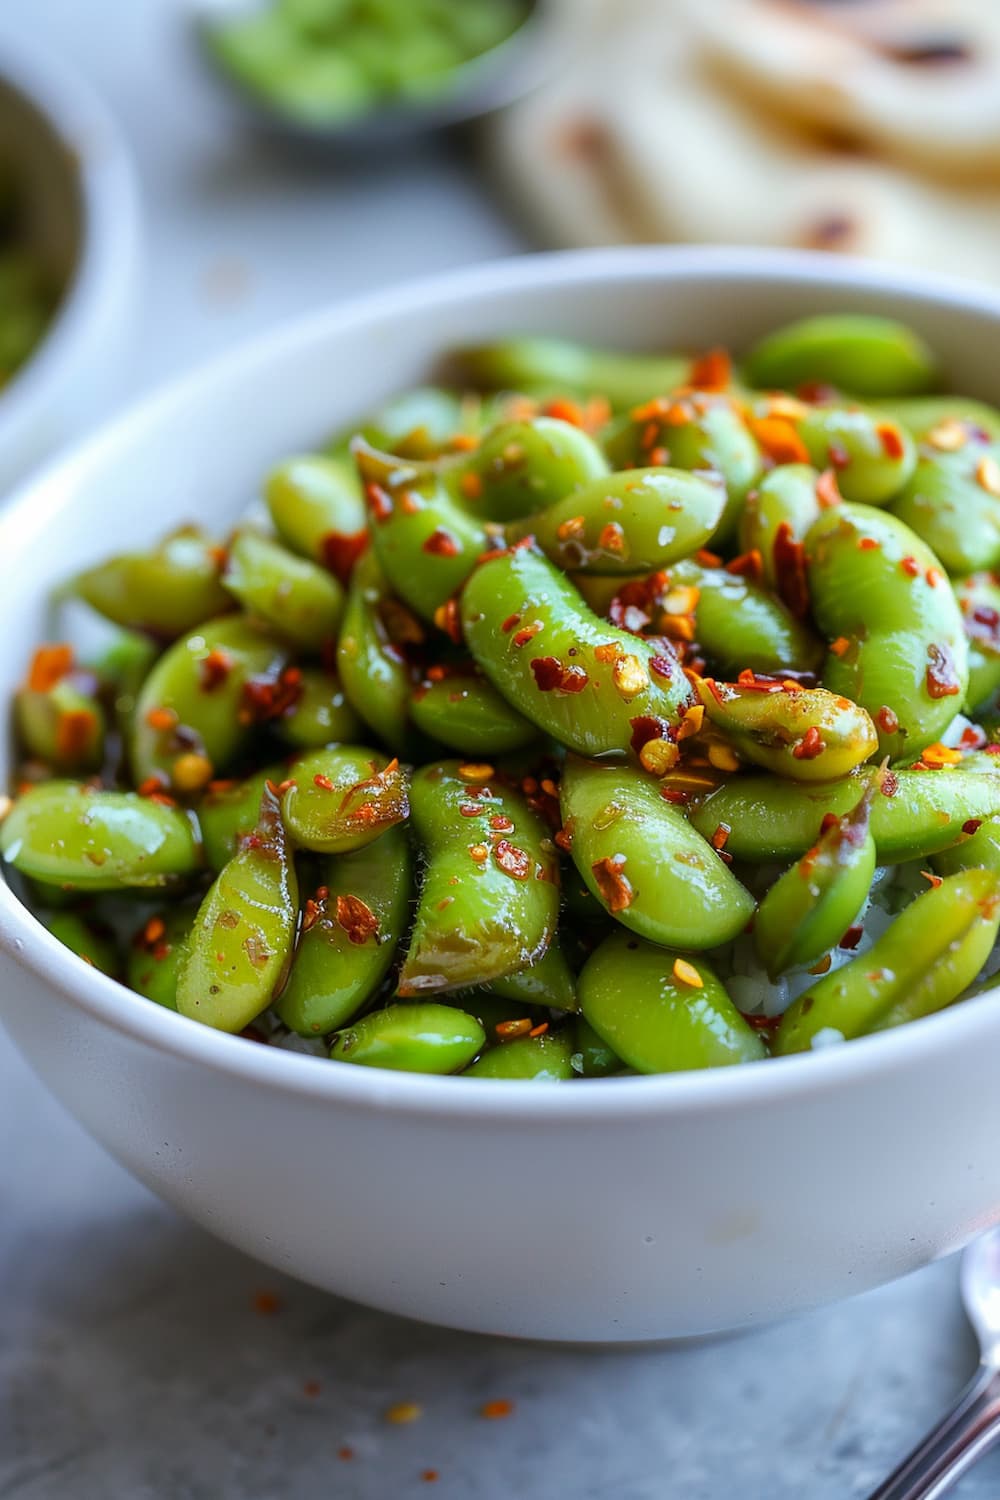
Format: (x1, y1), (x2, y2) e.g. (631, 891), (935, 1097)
(880, 397), (1000, 445)
(176, 786), (297, 1033)
(273, 664), (363, 749)
(796, 405), (915, 505)
(743, 315), (936, 399)
(690, 763), (1000, 864)
(487, 939), (577, 1013)
(571, 1015), (622, 1077)
(0, 782), (201, 890)
(280, 747), (409, 853)
(73, 526), (230, 638)
(667, 559), (824, 676)
(955, 573), (1000, 713)
(330, 1002), (485, 1074)
(891, 438), (1000, 576)
(44, 911), (120, 978)
(933, 815), (1000, 878)
(453, 338), (689, 411)
(506, 467), (726, 575)
(132, 616), (288, 791)
(461, 545), (692, 757)
(399, 760), (559, 994)
(336, 548), (412, 746)
(695, 677), (878, 782)
(197, 765), (282, 872)
(127, 906), (197, 1009)
(277, 825), (412, 1036)
(223, 530), (345, 649)
(807, 503), (968, 759)
(455, 417), (610, 522)
(15, 651), (106, 772)
(753, 785), (876, 978)
(578, 930), (766, 1073)
(560, 755), (755, 948)
(410, 665), (537, 755)
(463, 1031), (574, 1079)
(265, 453), (367, 577)
(775, 869), (1000, 1053)
(737, 463), (821, 591)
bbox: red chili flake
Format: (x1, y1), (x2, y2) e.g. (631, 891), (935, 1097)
(793, 725), (826, 760)
(650, 446), (669, 466)
(688, 348), (731, 392)
(321, 527), (368, 584)
(710, 823), (731, 851)
(591, 855), (633, 913)
(433, 598), (462, 643)
(512, 621), (542, 648)
(253, 1290), (282, 1317)
(839, 925), (864, 951)
(137, 775), (167, 798)
(303, 1380), (322, 1399)
(750, 415), (810, 466)
(926, 642), (962, 698)
(629, 714), (667, 754)
(961, 724), (987, 750)
(598, 521), (626, 553)
(530, 656), (588, 693)
(459, 802), (484, 817)
(542, 395), (585, 427)
(857, 537), (880, 552)
(554, 825), (574, 851)
(469, 844), (488, 863)
(877, 423), (905, 459)
(964, 818), (984, 835)
(593, 641), (621, 664)
(900, 555), (921, 578)
(696, 548), (722, 567)
(199, 648), (234, 692)
(422, 528), (460, 558)
(815, 469), (843, 509)
(26, 642), (73, 691)
(773, 523), (810, 619)
(337, 1447), (355, 1462)
(480, 1399), (516, 1420)
(494, 839), (532, 880)
(302, 898), (323, 933)
(501, 612), (521, 633)
(743, 1012), (781, 1038)
(490, 813), (514, 832)
(660, 787), (690, 804)
(725, 549), (764, 585)
(335, 894), (379, 945)
(314, 773), (335, 791)
(528, 1022), (549, 1038)
(460, 471), (483, 500)
(145, 706), (178, 732)
(55, 709), (96, 762)
(926, 567), (943, 588)
(421, 1471), (439, 1484)
(881, 770), (900, 798)
(365, 482), (393, 521)
(649, 654), (675, 680)
(641, 420), (660, 452)
(920, 870), (943, 889)
(876, 706), (900, 735)
(828, 442), (850, 470)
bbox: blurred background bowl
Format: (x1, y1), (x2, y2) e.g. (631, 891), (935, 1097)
(0, 34), (140, 492)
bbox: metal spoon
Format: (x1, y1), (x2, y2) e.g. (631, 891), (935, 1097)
(868, 1229), (1000, 1499)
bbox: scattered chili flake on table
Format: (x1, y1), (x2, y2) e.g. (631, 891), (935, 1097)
(385, 1403), (423, 1425)
(421, 1471), (440, 1484)
(303, 1380), (322, 1399)
(480, 1399), (516, 1420)
(252, 1290), (282, 1316)
(337, 1446), (355, 1462)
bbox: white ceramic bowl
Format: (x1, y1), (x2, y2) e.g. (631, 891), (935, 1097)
(0, 35), (139, 491)
(3, 247), (1000, 1344)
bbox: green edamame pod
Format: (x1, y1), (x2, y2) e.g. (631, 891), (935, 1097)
(880, 398), (1000, 445)
(265, 453), (367, 574)
(776, 869), (1000, 1053)
(356, 439), (494, 621)
(330, 1002), (485, 1074)
(273, 664), (363, 749)
(690, 763), (1000, 864)
(933, 815), (1000, 878)
(461, 545), (692, 757)
(1, 782), (201, 890)
(506, 467), (726, 575)
(571, 1015), (622, 1077)
(807, 503), (968, 759)
(454, 417), (610, 522)
(336, 548), (412, 747)
(336, 385), (490, 458)
(452, 338), (689, 412)
(197, 765), (282, 872)
(132, 616), (288, 790)
(177, 787), (297, 1033)
(15, 670), (106, 773)
(560, 755), (755, 948)
(743, 315), (936, 399)
(891, 438), (1000, 576)
(753, 785), (876, 978)
(487, 938), (577, 1013)
(127, 906), (197, 1009)
(464, 1031), (574, 1080)
(796, 405), (916, 505)
(73, 526), (230, 639)
(668, 559), (823, 676)
(695, 677), (877, 782)
(44, 911), (120, 978)
(578, 930), (766, 1073)
(954, 573), (1000, 712)
(276, 825), (412, 1036)
(410, 665), (537, 755)
(223, 530), (344, 649)
(737, 464), (821, 590)
(280, 747), (409, 853)
(92, 630), (159, 732)
(399, 760), (559, 994)
(604, 393), (761, 542)
(441, 991), (547, 1041)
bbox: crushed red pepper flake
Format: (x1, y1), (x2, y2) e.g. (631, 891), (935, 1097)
(696, 548), (722, 567)
(876, 422), (905, 459)
(554, 825), (574, 852)
(964, 818), (984, 835)
(314, 773), (336, 791)
(528, 1022), (549, 1038)
(711, 823), (731, 851)
(145, 706), (178, 732)
(829, 636), (851, 657)
(672, 958), (703, 988)
(433, 599), (462, 643)
(750, 415), (810, 466)
(460, 471), (483, 501)
(793, 725), (826, 760)
(815, 468), (842, 509)
(199, 648), (233, 691)
(542, 395), (585, 427)
(511, 621), (542, 648)
(598, 521), (626, 554)
(480, 1399), (516, 1420)
(500, 612), (521, 633)
(366, 482), (393, 521)
(881, 770), (900, 798)
(920, 870), (943, 889)
(773, 523), (810, 618)
(27, 643), (73, 692)
(252, 1290), (282, 1317)
(828, 442), (850, 470)
(857, 537), (880, 552)
(976, 455), (1000, 497)
(469, 844), (488, 863)
(900, 555), (921, 577)
(876, 705), (900, 735)
(839, 925), (864, 951)
(321, 527), (368, 584)
(688, 347), (731, 392)
(493, 839), (532, 880)
(337, 1446), (355, 1462)
(422, 527), (460, 558)
(530, 656), (588, 693)
(725, 549), (764, 585)
(55, 709), (96, 762)
(591, 855), (633, 912)
(335, 895), (379, 945)
(303, 1380), (322, 1399)
(421, 1471), (440, 1484)
(926, 642), (962, 698)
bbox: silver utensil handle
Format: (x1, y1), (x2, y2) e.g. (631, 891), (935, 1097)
(867, 1366), (1000, 1500)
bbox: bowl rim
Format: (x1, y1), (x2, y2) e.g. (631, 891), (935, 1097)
(4, 241), (1000, 1122)
(0, 30), (140, 444)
